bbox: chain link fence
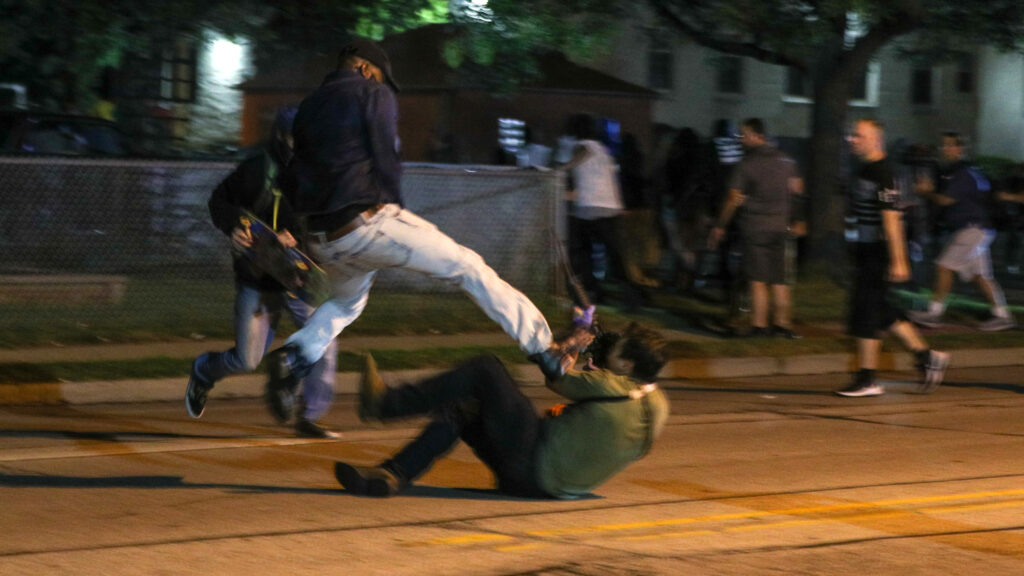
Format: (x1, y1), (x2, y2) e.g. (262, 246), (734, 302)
(0, 157), (566, 344)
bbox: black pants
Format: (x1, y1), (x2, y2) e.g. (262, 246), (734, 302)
(568, 215), (643, 308)
(381, 355), (549, 498)
(568, 216), (628, 297)
(849, 242), (901, 338)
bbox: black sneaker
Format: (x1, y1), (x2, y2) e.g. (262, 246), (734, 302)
(772, 325), (802, 340)
(295, 418), (341, 439)
(835, 381), (884, 397)
(185, 355), (213, 419)
(334, 462), (403, 497)
(265, 347), (301, 424)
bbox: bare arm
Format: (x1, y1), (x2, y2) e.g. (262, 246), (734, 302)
(789, 176), (804, 196)
(997, 190), (1024, 204)
(914, 174), (956, 206)
(559, 143), (592, 171)
(882, 208), (910, 283)
(708, 188), (745, 248)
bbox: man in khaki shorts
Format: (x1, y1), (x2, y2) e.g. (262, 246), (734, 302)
(908, 132), (1016, 332)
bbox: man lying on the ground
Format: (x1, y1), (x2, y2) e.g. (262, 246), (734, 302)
(334, 322), (670, 499)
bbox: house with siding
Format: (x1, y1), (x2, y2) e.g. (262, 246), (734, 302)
(236, 24), (657, 164)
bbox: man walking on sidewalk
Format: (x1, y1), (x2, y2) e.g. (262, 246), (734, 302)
(836, 119), (948, 397)
(908, 132), (1016, 332)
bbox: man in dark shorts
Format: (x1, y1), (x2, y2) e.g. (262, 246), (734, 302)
(836, 119), (948, 397)
(709, 118), (803, 338)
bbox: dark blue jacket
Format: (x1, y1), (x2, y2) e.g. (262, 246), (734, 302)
(939, 161), (991, 230)
(285, 69), (402, 217)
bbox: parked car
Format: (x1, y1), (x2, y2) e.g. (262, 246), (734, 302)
(0, 108), (131, 156)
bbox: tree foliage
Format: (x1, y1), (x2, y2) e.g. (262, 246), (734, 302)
(249, 0), (449, 71)
(0, 0), (448, 109)
(644, 1), (1024, 71)
(642, 0), (1024, 256)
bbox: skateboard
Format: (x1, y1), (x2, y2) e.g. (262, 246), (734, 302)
(239, 212), (330, 305)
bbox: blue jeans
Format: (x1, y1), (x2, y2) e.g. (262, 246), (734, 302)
(285, 204), (552, 369)
(195, 282), (336, 421)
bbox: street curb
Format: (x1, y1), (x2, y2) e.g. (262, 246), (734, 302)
(1, 348), (1021, 406)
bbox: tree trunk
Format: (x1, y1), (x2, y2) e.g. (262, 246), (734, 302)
(806, 78), (849, 262)
(804, 27), (861, 265)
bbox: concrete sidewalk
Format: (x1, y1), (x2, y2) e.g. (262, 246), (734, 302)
(0, 328), (1021, 405)
(0, 333), (523, 364)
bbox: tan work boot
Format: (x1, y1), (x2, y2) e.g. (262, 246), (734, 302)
(358, 353), (387, 422)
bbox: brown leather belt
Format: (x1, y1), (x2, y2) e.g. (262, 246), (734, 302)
(310, 204), (385, 243)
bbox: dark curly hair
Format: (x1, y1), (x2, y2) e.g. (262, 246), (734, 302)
(598, 323), (663, 381)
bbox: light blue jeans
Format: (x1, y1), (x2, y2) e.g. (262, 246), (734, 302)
(285, 204), (553, 368)
(195, 282), (336, 421)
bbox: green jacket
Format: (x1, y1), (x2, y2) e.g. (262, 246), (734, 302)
(535, 369), (670, 499)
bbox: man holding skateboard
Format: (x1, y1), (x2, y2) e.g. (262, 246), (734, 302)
(185, 107), (339, 439)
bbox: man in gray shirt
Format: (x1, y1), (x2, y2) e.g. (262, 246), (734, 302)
(709, 118), (803, 338)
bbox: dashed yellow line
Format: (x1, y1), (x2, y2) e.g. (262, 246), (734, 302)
(495, 543), (551, 553)
(423, 533), (513, 546)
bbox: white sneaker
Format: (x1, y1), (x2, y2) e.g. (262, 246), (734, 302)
(917, 350), (949, 394)
(978, 316), (1016, 332)
(835, 381), (885, 397)
(907, 310), (943, 328)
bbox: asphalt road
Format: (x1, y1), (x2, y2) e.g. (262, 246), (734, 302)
(2, 366), (1023, 575)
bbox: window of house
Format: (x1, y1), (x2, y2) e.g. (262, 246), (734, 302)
(716, 56), (744, 94)
(162, 39), (198, 103)
(848, 61), (880, 106)
(122, 38), (197, 104)
(849, 66), (868, 101)
(784, 67), (811, 99)
(956, 54), (974, 94)
(647, 35), (673, 91)
(911, 66), (933, 105)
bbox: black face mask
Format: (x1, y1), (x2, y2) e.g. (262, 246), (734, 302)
(589, 331), (621, 369)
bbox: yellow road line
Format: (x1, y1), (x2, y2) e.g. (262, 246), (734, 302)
(527, 489), (1024, 537)
(495, 543), (551, 553)
(423, 533), (513, 546)
(407, 489), (1024, 550)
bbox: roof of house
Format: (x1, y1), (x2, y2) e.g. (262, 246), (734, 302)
(238, 24), (656, 97)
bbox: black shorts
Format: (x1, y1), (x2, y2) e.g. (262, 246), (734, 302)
(743, 229), (787, 284)
(848, 242), (902, 339)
